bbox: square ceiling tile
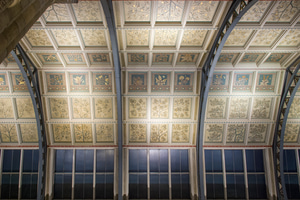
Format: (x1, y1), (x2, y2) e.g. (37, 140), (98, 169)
(204, 124), (224, 143)
(207, 97), (227, 119)
(128, 72), (148, 92)
(88, 53), (110, 64)
(52, 124), (71, 143)
(129, 124), (147, 143)
(156, 1), (185, 21)
(92, 72), (112, 92)
(209, 72), (230, 92)
(174, 72), (194, 92)
(74, 124), (93, 143)
(248, 124), (267, 143)
(126, 30), (149, 46)
(288, 98), (300, 119)
(0, 124), (18, 143)
(267, 1), (300, 22)
(251, 30), (282, 46)
(240, 2), (270, 22)
(188, 1), (219, 22)
(256, 72), (277, 92)
(225, 30), (252, 46)
(128, 97), (147, 119)
(62, 53), (86, 65)
(20, 124), (38, 143)
(173, 98), (192, 119)
(37, 53), (61, 65)
(278, 30), (300, 47)
(72, 1), (102, 22)
(229, 97), (250, 119)
(16, 98), (35, 119)
(69, 72), (89, 92)
(25, 30), (52, 47)
(46, 72), (67, 92)
(43, 4), (71, 22)
(49, 98), (69, 119)
(284, 124), (300, 143)
(0, 98), (14, 119)
(154, 30), (178, 46)
(72, 98), (91, 119)
(11, 72), (28, 92)
(226, 124), (246, 143)
(251, 97), (272, 119)
(52, 29), (80, 46)
(81, 30), (106, 46)
(181, 30), (207, 46)
(150, 124), (168, 143)
(172, 124), (190, 143)
(124, 1), (151, 22)
(232, 72), (253, 92)
(128, 53), (148, 64)
(94, 97), (113, 119)
(96, 124), (114, 143)
(151, 98), (169, 119)
(151, 72), (170, 92)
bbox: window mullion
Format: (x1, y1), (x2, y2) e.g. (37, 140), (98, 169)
(243, 149), (249, 200)
(0, 150), (3, 199)
(72, 149), (75, 200)
(168, 149), (171, 200)
(18, 149), (24, 200)
(222, 149), (227, 200)
(147, 149), (150, 200)
(93, 149), (96, 200)
(296, 149), (300, 195)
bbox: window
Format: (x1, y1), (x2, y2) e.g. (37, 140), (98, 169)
(283, 149), (300, 199)
(53, 149), (114, 199)
(129, 149), (190, 199)
(1, 149), (39, 199)
(205, 149), (267, 199)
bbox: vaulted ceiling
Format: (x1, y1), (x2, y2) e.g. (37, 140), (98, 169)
(0, 0), (299, 148)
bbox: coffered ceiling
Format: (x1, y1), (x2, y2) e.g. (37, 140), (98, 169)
(0, 0), (299, 148)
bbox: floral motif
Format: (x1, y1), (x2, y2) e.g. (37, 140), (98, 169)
(52, 124), (71, 142)
(129, 124), (147, 143)
(152, 72), (170, 92)
(72, 98), (91, 119)
(225, 30), (252, 46)
(248, 124), (267, 143)
(128, 98), (147, 119)
(93, 72), (112, 92)
(52, 29), (79, 46)
(172, 124), (190, 143)
(284, 124), (300, 142)
(268, 1), (300, 22)
(50, 98), (69, 119)
(233, 73), (253, 92)
(20, 124), (38, 143)
(16, 98), (35, 119)
(227, 124), (245, 143)
(74, 124), (93, 143)
(26, 30), (53, 46)
(181, 30), (207, 46)
(229, 98), (249, 119)
(256, 72), (276, 92)
(0, 98), (14, 119)
(44, 4), (70, 21)
(0, 124), (18, 143)
(288, 98), (300, 119)
(251, 98), (272, 119)
(154, 30), (178, 46)
(188, 1), (219, 21)
(174, 72), (194, 92)
(69, 73), (89, 92)
(210, 73), (229, 92)
(240, 1), (270, 22)
(151, 98), (169, 119)
(205, 124), (223, 143)
(207, 97), (226, 119)
(156, 1), (184, 21)
(128, 72), (147, 92)
(94, 98), (113, 119)
(173, 98), (191, 119)
(81, 30), (106, 46)
(279, 30), (300, 46)
(128, 53), (148, 63)
(126, 30), (149, 46)
(0, 73), (9, 92)
(12, 73), (28, 92)
(124, 1), (151, 21)
(150, 124), (168, 143)
(46, 72), (66, 92)
(251, 30), (282, 46)
(72, 1), (102, 22)
(96, 124), (114, 142)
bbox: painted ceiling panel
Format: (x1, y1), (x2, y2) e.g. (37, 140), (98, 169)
(81, 30), (107, 47)
(278, 30), (300, 47)
(188, 1), (219, 22)
(25, 30), (52, 47)
(88, 53), (110, 65)
(267, 1), (300, 22)
(124, 1), (151, 22)
(154, 30), (178, 46)
(52, 29), (80, 46)
(126, 30), (149, 46)
(181, 30), (207, 46)
(0, 124), (18, 143)
(240, 1), (270, 22)
(62, 53), (86, 65)
(156, 0), (185, 21)
(240, 53), (264, 63)
(37, 53), (61, 65)
(72, 1), (102, 22)
(224, 30), (252, 46)
(251, 30), (282, 46)
(20, 124), (38, 143)
(43, 4), (71, 22)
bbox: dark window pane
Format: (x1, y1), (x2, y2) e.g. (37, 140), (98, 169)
(96, 174), (114, 199)
(172, 174), (191, 199)
(129, 150), (147, 172)
(205, 150), (222, 173)
(171, 149), (189, 172)
(225, 150), (243, 172)
(150, 174), (169, 199)
(3, 150), (21, 172)
(150, 149), (168, 172)
(55, 150), (73, 173)
(96, 149), (114, 173)
(129, 174), (147, 199)
(246, 150), (264, 173)
(74, 174), (93, 199)
(54, 174), (72, 199)
(75, 150), (94, 173)
(285, 174), (300, 199)
(22, 174), (38, 199)
(283, 150), (297, 172)
(1, 174), (19, 199)
(23, 150), (39, 172)
(206, 174), (224, 199)
(226, 174), (245, 199)
(248, 174), (267, 199)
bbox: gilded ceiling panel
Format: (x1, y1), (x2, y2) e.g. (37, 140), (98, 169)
(52, 124), (71, 143)
(204, 124), (224, 143)
(151, 98), (169, 119)
(172, 124), (190, 143)
(240, 1), (270, 22)
(278, 30), (300, 47)
(94, 98), (113, 119)
(127, 53), (148, 64)
(46, 72), (67, 92)
(284, 123), (300, 143)
(181, 30), (207, 46)
(0, 98), (14, 119)
(226, 124), (246, 143)
(81, 30), (107, 46)
(63, 53), (86, 65)
(69, 72), (89, 92)
(74, 124), (93, 143)
(129, 124), (147, 143)
(20, 124), (38, 143)
(49, 98), (69, 119)
(224, 30), (252, 46)
(229, 97), (249, 119)
(154, 30), (178, 46)
(88, 53), (110, 65)
(255, 72), (277, 92)
(0, 73), (9, 92)
(72, 98), (91, 119)
(251, 98), (272, 119)
(37, 53), (61, 65)
(206, 97), (227, 119)
(151, 72), (170, 92)
(72, 1), (102, 22)
(188, 1), (219, 22)
(152, 53), (173, 64)
(173, 98), (192, 119)
(96, 124), (114, 143)
(44, 4), (71, 22)
(265, 53), (290, 63)
(128, 72), (147, 92)
(156, 1), (184, 21)
(240, 53), (264, 63)
(248, 124), (267, 143)
(126, 30), (149, 46)
(128, 97), (147, 119)
(218, 53), (238, 63)
(176, 53), (198, 64)
(0, 124), (18, 143)
(232, 72), (253, 92)
(174, 72), (194, 92)
(288, 98), (300, 119)
(124, 1), (151, 21)
(267, 1), (300, 22)
(25, 30), (52, 47)
(150, 124), (168, 143)
(92, 72), (113, 92)
(16, 98), (35, 119)
(251, 30), (282, 46)
(209, 72), (230, 92)
(52, 30), (80, 46)
(11, 72), (28, 92)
